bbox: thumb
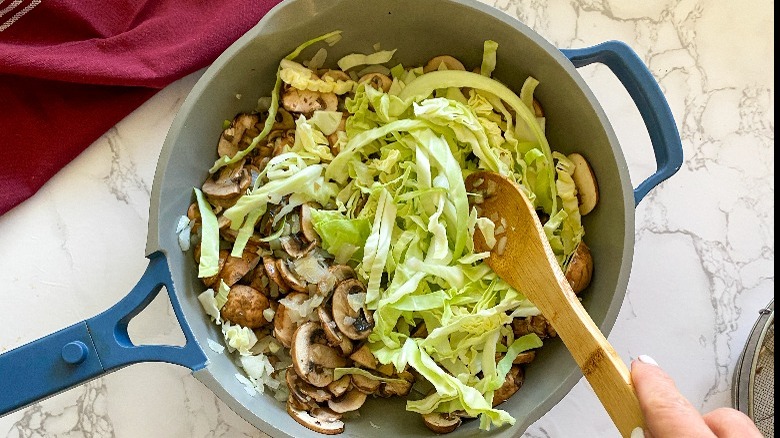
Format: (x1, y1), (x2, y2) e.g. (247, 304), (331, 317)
(631, 355), (715, 438)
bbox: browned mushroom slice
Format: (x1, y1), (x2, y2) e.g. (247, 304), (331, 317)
(292, 322), (347, 387)
(327, 388), (367, 413)
(349, 344), (378, 370)
(350, 373), (381, 394)
(422, 412), (462, 434)
(218, 113), (259, 158)
(321, 70), (351, 82)
(512, 315), (557, 339)
(296, 376), (333, 403)
(264, 256), (290, 293)
(273, 108), (295, 131)
(317, 306), (343, 347)
(316, 265), (356, 297)
(565, 241), (593, 294)
(258, 203), (284, 236)
(220, 285), (270, 329)
(286, 367), (321, 411)
(532, 98), (545, 118)
(202, 163), (250, 207)
(274, 292), (307, 348)
(568, 152), (599, 215)
(220, 250), (261, 287)
(492, 365), (524, 407)
(378, 377), (413, 398)
(376, 363), (395, 376)
(287, 402), (345, 435)
(282, 87), (338, 114)
(277, 259), (308, 292)
(326, 375), (351, 398)
(280, 235), (318, 259)
(337, 335), (354, 357)
(332, 279), (374, 340)
(512, 350), (537, 365)
(299, 204), (320, 243)
(423, 55), (466, 73)
(200, 250), (229, 288)
(358, 73), (392, 93)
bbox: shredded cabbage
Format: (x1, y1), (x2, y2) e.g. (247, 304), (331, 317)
(190, 34), (588, 431)
(194, 188), (219, 277)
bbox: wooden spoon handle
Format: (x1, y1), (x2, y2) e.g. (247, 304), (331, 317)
(541, 288), (645, 437)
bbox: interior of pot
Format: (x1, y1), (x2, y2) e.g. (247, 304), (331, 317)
(149, 0), (635, 436)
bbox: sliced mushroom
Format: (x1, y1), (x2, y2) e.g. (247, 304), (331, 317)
(273, 108), (295, 130)
(332, 279), (374, 340)
(202, 162), (250, 206)
(316, 265), (356, 297)
(277, 259), (308, 292)
(532, 98), (545, 118)
(337, 335), (354, 357)
(280, 235), (318, 259)
(378, 372), (413, 397)
(271, 129), (296, 157)
(512, 350), (537, 364)
(349, 344), (378, 370)
(327, 388), (367, 413)
(512, 315), (557, 339)
(218, 113), (259, 158)
(317, 306), (343, 346)
(321, 70), (351, 82)
(220, 285), (270, 329)
(220, 250), (261, 287)
(568, 152), (599, 215)
(350, 373), (381, 394)
(358, 73), (392, 92)
(565, 241), (593, 294)
(423, 55), (466, 73)
(300, 204), (320, 243)
(287, 402), (345, 435)
(422, 412), (462, 434)
(326, 375), (351, 398)
(200, 250), (228, 288)
(264, 256), (290, 293)
(292, 322), (347, 387)
(258, 202), (285, 236)
(282, 87), (338, 114)
(286, 367), (322, 410)
(374, 364), (393, 376)
(274, 292), (307, 348)
(296, 378), (334, 403)
(492, 365), (524, 407)
(310, 406), (343, 422)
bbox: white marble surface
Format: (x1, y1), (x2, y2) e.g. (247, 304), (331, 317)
(0, 0), (773, 437)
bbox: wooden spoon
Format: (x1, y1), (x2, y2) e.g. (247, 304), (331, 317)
(465, 171), (645, 437)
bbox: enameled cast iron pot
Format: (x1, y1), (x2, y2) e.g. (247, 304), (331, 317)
(0, 0), (683, 436)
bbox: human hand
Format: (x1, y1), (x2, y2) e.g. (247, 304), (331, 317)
(630, 355), (763, 438)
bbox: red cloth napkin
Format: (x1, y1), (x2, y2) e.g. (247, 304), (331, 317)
(0, 0), (282, 216)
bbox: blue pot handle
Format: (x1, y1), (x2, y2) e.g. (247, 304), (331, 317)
(0, 251), (207, 416)
(561, 41), (684, 205)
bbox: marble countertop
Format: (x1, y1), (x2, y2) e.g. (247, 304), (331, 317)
(0, 0), (773, 437)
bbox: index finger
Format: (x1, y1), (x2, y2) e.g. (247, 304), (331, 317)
(631, 357), (716, 438)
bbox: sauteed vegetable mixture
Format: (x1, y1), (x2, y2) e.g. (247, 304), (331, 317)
(179, 30), (599, 434)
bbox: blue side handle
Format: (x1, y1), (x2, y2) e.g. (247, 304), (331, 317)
(561, 41), (684, 205)
(0, 252), (207, 416)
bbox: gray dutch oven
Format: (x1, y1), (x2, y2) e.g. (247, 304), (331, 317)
(0, 0), (683, 436)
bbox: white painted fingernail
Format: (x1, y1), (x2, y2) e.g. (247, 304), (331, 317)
(638, 355), (659, 366)
(630, 427), (645, 438)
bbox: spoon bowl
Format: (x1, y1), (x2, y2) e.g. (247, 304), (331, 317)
(465, 170), (645, 437)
